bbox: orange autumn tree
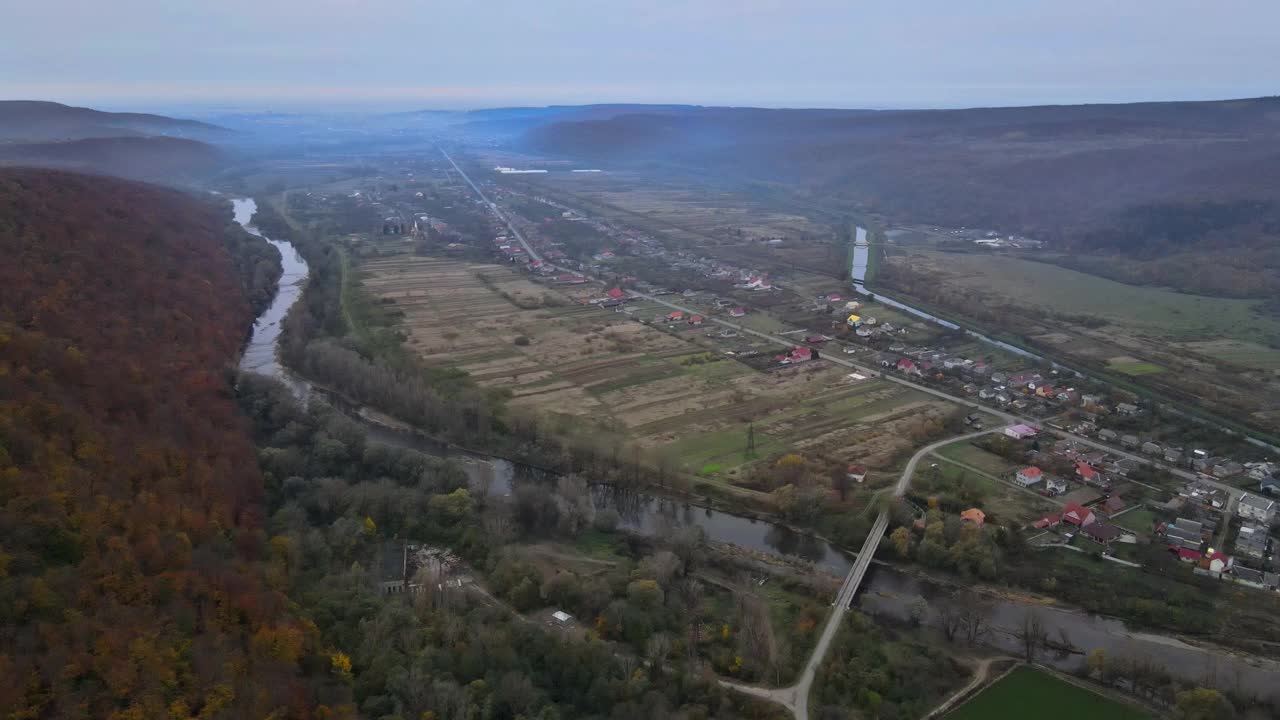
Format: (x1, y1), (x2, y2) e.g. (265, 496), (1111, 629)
(0, 169), (320, 718)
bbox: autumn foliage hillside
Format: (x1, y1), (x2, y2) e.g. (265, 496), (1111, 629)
(0, 169), (316, 718)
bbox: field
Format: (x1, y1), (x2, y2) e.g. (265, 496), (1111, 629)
(499, 168), (827, 246)
(1107, 357), (1166, 376)
(884, 249), (1280, 437)
(896, 251), (1279, 342)
(948, 666), (1151, 720)
(1112, 508), (1159, 537)
(935, 440), (1019, 477)
(359, 252), (959, 481)
(1179, 339), (1280, 371)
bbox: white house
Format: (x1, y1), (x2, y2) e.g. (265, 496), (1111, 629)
(1238, 494), (1277, 524)
(1005, 424), (1039, 440)
(1014, 466), (1044, 488)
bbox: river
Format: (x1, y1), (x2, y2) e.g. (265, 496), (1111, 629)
(232, 201), (1280, 701)
(235, 198), (312, 401)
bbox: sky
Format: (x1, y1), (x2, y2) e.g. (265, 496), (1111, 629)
(3, 0), (1278, 112)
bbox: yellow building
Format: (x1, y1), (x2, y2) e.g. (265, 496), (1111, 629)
(846, 314), (861, 327)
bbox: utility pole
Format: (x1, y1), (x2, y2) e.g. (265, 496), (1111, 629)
(746, 423), (756, 457)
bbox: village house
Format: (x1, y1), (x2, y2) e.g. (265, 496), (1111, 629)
(1246, 462), (1278, 481)
(1101, 496), (1126, 517)
(1031, 512), (1062, 529)
(1213, 461), (1245, 478)
(1062, 502), (1096, 527)
(1082, 521), (1124, 545)
(1044, 476), (1068, 496)
(1098, 428), (1119, 442)
(1206, 550), (1230, 574)
(1141, 441), (1163, 455)
(1004, 424), (1039, 440)
(776, 346), (814, 365)
(1163, 518), (1206, 552)
(1232, 565), (1267, 587)
(1014, 466), (1044, 488)
(1238, 494), (1277, 524)
(1121, 434), (1140, 449)
(961, 508), (986, 526)
(1235, 523), (1270, 560)
(728, 306), (746, 317)
(1261, 476), (1280, 496)
(1076, 462), (1109, 489)
(1116, 403), (1140, 415)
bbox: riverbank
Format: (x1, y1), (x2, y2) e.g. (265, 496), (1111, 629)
(230, 196), (1280, 706)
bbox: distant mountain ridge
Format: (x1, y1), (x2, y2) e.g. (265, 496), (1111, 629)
(518, 96), (1280, 296)
(0, 100), (227, 141)
(0, 101), (228, 182)
(0, 135), (224, 181)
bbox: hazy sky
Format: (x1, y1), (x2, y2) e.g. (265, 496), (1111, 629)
(3, 0), (1277, 111)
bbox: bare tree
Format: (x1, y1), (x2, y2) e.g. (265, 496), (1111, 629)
(645, 633), (672, 677)
(1014, 608), (1048, 662)
(937, 598), (965, 643)
(556, 474), (594, 537)
(956, 590), (992, 647)
(737, 593), (778, 682)
(676, 578), (705, 663)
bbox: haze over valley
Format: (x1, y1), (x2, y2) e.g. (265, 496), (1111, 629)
(4, 4), (1280, 720)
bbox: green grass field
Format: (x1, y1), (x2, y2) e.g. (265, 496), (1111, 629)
(949, 666), (1152, 720)
(1108, 360), (1167, 376)
(935, 440), (1018, 477)
(913, 250), (1280, 342)
(1113, 508), (1158, 536)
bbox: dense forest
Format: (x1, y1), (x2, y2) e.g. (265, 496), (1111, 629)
(235, 372), (789, 719)
(0, 169), (310, 718)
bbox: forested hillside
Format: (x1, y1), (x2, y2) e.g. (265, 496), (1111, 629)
(0, 169), (312, 718)
(0, 136), (226, 183)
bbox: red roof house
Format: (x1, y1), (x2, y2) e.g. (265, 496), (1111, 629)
(606, 288), (626, 300)
(688, 315), (705, 326)
(778, 346), (813, 364)
(961, 508), (986, 526)
(728, 307), (746, 317)
(1015, 466), (1043, 487)
(896, 358), (919, 375)
(666, 311), (684, 321)
(1062, 502), (1096, 527)
(1032, 513), (1062, 529)
(1176, 547), (1203, 562)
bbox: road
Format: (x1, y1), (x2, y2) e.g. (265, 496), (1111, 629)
(719, 428), (998, 719)
(440, 148), (549, 267)
(442, 144), (1246, 512)
(438, 148), (1255, 713)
